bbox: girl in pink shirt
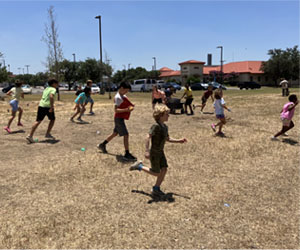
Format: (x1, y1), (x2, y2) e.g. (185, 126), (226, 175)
(272, 94), (298, 140)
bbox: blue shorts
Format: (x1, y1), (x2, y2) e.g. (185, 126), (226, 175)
(10, 100), (19, 112)
(216, 114), (225, 119)
(85, 96), (94, 104)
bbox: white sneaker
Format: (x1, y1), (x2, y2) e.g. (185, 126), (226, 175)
(129, 160), (143, 171)
(271, 136), (279, 141)
(26, 135), (35, 143)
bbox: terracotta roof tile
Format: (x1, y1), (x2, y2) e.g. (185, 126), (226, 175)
(179, 60), (205, 65)
(160, 70), (181, 77)
(159, 67), (173, 72)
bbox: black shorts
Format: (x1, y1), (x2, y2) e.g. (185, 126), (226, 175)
(201, 96), (207, 105)
(113, 117), (128, 136)
(152, 98), (162, 104)
(36, 106), (55, 122)
(185, 98), (193, 105)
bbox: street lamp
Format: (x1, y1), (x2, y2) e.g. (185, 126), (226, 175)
(217, 46), (223, 84)
(128, 63), (131, 70)
(8, 64), (10, 73)
(25, 65), (30, 74)
(95, 15), (104, 95)
(152, 57), (156, 71)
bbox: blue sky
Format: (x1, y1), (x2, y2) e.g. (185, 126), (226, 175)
(0, 0), (299, 75)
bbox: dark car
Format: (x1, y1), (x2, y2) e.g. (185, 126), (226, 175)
(210, 82), (227, 90)
(238, 81), (261, 90)
(162, 82), (182, 91)
(191, 83), (207, 91)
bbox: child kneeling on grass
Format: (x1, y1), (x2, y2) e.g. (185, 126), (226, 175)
(129, 104), (187, 196)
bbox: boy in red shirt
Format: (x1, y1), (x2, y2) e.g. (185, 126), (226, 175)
(98, 82), (137, 161)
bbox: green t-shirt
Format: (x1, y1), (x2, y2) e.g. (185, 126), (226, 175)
(39, 87), (56, 108)
(149, 122), (169, 153)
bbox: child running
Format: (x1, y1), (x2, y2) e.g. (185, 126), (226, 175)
(85, 80), (95, 115)
(26, 79), (59, 143)
(97, 82), (137, 161)
(70, 87), (91, 123)
(271, 94), (298, 140)
(211, 90), (231, 136)
(129, 104), (187, 196)
(4, 80), (25, 133)
(194, 85), (214, 113)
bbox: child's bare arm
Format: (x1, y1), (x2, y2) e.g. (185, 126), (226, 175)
(145, 134), (151, 159)
(288, 101), (298, 111)
(167, 137), (187, 143)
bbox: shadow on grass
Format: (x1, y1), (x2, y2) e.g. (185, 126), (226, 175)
(6, 129), (25, 134)
(282, 138), (299, 146)
(202, 111), (214, 115)
(38, 139), (60, 144)
(98, 151), (136, 163)
(132, 190), (191, 204)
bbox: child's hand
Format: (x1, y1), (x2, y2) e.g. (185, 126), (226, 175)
(128, 106), (134, 112)
(180, 138), (187, 143)
(145, 151), (150, 159)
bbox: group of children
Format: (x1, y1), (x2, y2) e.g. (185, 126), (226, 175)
(3, 79), (298, 197)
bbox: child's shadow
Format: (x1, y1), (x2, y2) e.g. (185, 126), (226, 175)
(202, 112), (214, 115)
(7, 130), (25, 134)
(38, 139), (60, 144)
(132, 190), (191, 204)
(282, 138), (299, 146)
(100, 152), (136, 163)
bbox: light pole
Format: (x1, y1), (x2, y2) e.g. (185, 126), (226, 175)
(95, 15), (104, 94)
(25, 65), (30, 74)
(18, 67), (21, 74)
(72, 53), (76, 90)
(152, 57), (156, 71)
(217, 46), (223, 84)
(128, 63), (131, 70)
(8, 64), (10, 73)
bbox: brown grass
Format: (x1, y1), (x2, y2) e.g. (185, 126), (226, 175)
(0, 88), (299, 249)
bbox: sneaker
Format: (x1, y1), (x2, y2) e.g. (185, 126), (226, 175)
(123, 152), (137, 161)
(129, 161), (143, 171)
(211, 123), (216, 132)
(192, 104), (196, 110)
(283, 133), (288, 136)
(77, 117), (84, 122)
(216, 131), (225, 137)
(98, 143), (107, 153)
(26, 135), (35, 143)
(4, 126), (11, 133)
(70, 118), (74, 122)
(45, 134), (56, 139)
(17, 122), (23, 127)
(89, 111), (95, 115)
(271, 136), (279, 141)
(152, 187), (165, 196)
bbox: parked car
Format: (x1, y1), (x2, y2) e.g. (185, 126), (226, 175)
(59, 83), (69, 91)
(156, 80), (165, 89)
(131, 79), (156, 92)
(162, 82), (182, 91)
(237, 81), (261, 89)
(191, 82), (208, 91)
(91, 83), (100, 93)
(22, 84), (32, 94)
(210, 82), (227, 90)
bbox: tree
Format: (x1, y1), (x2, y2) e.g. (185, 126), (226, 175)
(42, 6), (64, 99)
(261, 45), (300, 85)
(0, 51), (8, 83)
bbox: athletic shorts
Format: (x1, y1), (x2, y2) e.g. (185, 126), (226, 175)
(281, 118), (291, 126)
(85, 96), (94, 104)
(201, 96), (207, 105)
(36, 106), (55, 122)
(10, 100), (19, 112)
(113, 117), (128, 136)
(185, 98), (193, 105)
(150, 151), (168, 173)
(152, 98), (162, 104)
(216, 114), (225, 119)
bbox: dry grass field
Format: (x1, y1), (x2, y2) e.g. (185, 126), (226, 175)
(0, 87), (299, 249)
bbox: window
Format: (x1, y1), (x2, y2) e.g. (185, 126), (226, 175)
(265, 76), (268, 81)
(194, 67), (199, 69)
(250, 76), (253, 82)
(258, 76), (261, 82)
(183, 67), (187, 70)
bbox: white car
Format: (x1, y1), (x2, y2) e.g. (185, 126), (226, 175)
(91, 84), (100, 94)
(22, 85), (32, 94)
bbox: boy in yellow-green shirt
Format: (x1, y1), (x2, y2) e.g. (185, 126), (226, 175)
(26, 79), (59, 143)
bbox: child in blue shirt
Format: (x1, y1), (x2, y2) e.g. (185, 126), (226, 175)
(70, 87), (91, 123)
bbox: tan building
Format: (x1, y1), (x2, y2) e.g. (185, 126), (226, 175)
(179, 60), (205, 84)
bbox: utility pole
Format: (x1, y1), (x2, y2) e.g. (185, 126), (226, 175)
(217, 46), (224, 84)
(25, 65), (30, 74)
(95, 15), (104, 95)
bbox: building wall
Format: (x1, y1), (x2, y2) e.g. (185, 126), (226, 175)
(180, 64), (204, 84)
